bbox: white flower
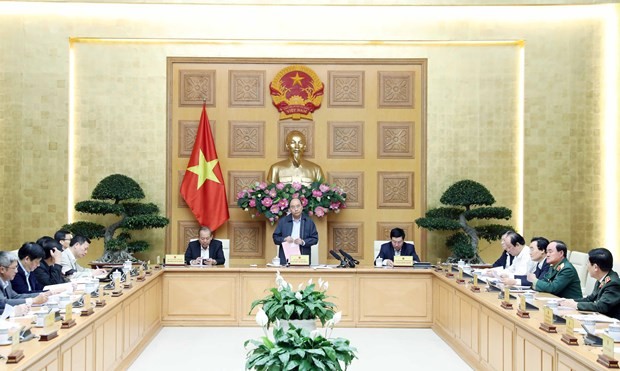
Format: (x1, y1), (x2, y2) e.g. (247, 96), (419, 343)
(309, 329), (322, 339)
(244, 208), (249, 211)
(275, 271), (288, 289)
(298, 282), (304, 291)
(295, 291), (303, 300)
(318, 278), (324, 289)
(323, 281), (329, 290)
(255, 308), (269, 327)
(332, 311), (342, 326)
(307, 278), (313, 285)
(288, 282), (293, 290)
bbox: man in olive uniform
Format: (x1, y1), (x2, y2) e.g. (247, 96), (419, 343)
(528, 240), (582, 299)
(560, 248), (620, 320)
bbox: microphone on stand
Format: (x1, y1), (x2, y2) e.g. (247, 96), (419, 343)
(338, 249), (358, 268)
(329, 250), (347, 268)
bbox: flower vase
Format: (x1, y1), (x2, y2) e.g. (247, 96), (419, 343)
(279, 319), (317, 333)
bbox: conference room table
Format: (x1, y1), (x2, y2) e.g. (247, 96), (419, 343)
(0, 265), (613, 370)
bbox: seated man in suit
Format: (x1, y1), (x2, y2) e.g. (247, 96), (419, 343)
(560, 248), (620, 320)
(376, 228), (419, 267)
(492, 231), (513, 268)
(33, 239), (66, 288)
(500, 236), (550, 287)
(184, 226), (225, 265)
(54, 229), (73, 251)
(529, 240), (582, 299)
(0, 251), (49, 308)
(272, 198), (318, 266)
(61, 235), (107, 278)
(12, 242), (46, 294)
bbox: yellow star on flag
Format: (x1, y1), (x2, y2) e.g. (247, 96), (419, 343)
(187, 149), (221, 189)
(290, 72), (304, 86)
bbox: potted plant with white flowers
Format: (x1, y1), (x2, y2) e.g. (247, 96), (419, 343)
(249, 271), (336, 331)
(245, 308), (357, 370)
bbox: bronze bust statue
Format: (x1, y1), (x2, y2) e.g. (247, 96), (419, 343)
(267, 130), (325, 186)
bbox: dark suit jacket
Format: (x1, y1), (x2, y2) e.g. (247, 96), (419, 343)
(273, 213), (318, 265)
(12, 263), (43, 294)
(376, 242), (420, 262)
(534, 258), (583, 299)
(33, 260), (66, 288)
(0, 280), (38, 307)
(184, 239), (225, 265)
(493, 251), (513, 268)
(514, 259), (550, 287)
(575, 270), (620, 320)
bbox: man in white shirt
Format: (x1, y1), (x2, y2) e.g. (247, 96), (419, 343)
(61, 236), (107, 277)
(485, 231), (531, 278)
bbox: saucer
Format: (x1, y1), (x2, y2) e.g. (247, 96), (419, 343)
(0, 339), (12, 346)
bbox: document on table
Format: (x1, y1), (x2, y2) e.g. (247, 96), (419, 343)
(282, 241), (301, 260)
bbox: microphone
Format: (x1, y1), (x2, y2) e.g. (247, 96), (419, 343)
(329, 250), (347, 268)
(338, 249), (358, 268)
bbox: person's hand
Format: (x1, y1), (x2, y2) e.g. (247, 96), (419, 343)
(500, 278), (517, 286)
(190, 258), (200, 266)
(32, 293), (49, 305)
(51, 247), (62, 264)
(526, 273), (536, 283)
(206, 258), (216, 265)
(94, 269), (107, 276)
(284, 236), (294, 243)
(293, 238), (303, 245)
(385, 259), (394, 267)
(560, 299), (578, 308)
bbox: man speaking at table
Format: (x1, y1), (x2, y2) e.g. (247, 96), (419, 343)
(272, 198), (318, 266)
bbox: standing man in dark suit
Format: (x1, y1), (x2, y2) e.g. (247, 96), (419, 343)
(561, 248), (620, 320)
(376, 228), (419, 267)
(529, 240), (582, 299)
(184, 226), (225, 265)
(273, 198), (318, 265)
(12, 242), (46, 294)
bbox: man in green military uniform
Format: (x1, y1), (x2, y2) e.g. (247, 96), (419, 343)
(528, 240), (582, 300)
(560, 248), (620, 320)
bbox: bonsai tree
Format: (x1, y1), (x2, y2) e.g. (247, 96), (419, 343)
(64, 174), (169, 264)
(415, 179), (512, 264)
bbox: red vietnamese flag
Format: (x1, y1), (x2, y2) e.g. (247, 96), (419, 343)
(180, 103), (229, 231)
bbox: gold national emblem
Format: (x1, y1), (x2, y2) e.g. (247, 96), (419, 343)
(270, 65), (324, 120)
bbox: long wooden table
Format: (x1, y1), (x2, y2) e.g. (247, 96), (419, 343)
(2, 266), (613, 370)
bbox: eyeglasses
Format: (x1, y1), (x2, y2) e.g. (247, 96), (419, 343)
(1, 265), (18, 271)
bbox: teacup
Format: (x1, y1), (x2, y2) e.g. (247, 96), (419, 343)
(0, 327), (8, 343)
(35, 311), (47, 327)
(271, 257), (280, 266)
(375, 258), (383, 267)
(546, 300), (558, 309)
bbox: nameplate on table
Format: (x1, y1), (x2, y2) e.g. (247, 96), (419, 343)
(289, 255), (309, 266)
(165, 254), (185, 266)
(539, 306), (557, 333)
(393, 256), (413, 267)
(598, 333), (620, 368)
(561, 317), (578, 345)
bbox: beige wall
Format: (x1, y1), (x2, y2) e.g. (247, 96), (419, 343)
(1, 2), (618, 266)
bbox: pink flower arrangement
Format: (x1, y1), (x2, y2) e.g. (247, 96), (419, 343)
(236, 181), (347, 224)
